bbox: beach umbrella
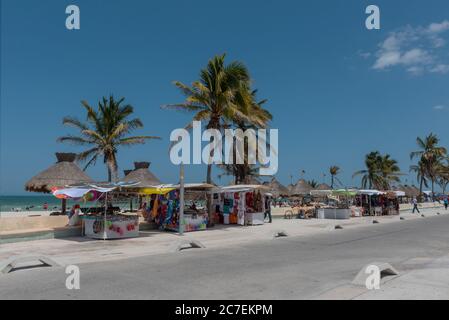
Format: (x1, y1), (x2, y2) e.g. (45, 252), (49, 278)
(25, 153), (93, 214)
(291, 179), (313, 196)
(123, 162), (161, 187)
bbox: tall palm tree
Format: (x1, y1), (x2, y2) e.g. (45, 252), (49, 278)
(410, 158), (429, 198)
(410, 133), (447, 199)
(353, 151), (383, 189)
(58, 95), (160, 182)
(329, 166), (341, 189)
(379, 154), (401, 189)
(433, 158), (449, 194)
(164, 54), (251, 184)
(353, 152), (401, 189)
(219, 88), (272, 184)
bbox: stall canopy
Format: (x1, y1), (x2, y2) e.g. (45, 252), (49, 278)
(391, 190), (406, 197)
(310, 189), (332, 197)
(358, 190), (385, 196)
(52, 181), (141, 199)
(139, 183), (214, 195)
(211, 184), (270, 194)
(332, 189), (358, 197)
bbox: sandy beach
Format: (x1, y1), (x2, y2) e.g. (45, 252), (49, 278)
(0, 210), (53, 218)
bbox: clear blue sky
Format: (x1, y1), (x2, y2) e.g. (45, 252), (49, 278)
(1, 0), (449, 195)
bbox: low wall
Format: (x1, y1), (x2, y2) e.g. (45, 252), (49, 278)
(0, 216), (69, 233)
(399, 202), (443, 211)
(271, 202), (443, 217)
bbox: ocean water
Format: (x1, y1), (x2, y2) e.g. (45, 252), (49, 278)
(0, 195), (136, 213)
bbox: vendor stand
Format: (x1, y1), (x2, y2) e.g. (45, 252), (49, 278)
(210, 185), (269, 226)
(356, 190), (400, 216)
(137, 183), (213, 233)
(52, 182), (140, 240)
(315, 189), (357, 220)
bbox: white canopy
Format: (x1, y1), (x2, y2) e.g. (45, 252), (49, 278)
(358, 190), (385, 196)
(211, 184), (269, 194)
(310, 190), (332, 196)
(52, 181), (141, 199)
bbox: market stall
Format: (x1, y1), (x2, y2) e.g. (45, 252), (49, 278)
(138, 183), (213, 233)
(210, 185), (269, 226)
(315, 189), (358, 219)
(355, 190), (400, 216)
(52, 182), (140, 240)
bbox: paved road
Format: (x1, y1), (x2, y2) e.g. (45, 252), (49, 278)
(1, 213), (449, 299)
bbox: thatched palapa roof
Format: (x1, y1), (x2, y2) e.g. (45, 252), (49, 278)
(25, 153), (93, 193)
(404, 185), (420, 198)
(263, 178), (290, 197)
(315, 183), (331, 191)
(123, 162), (161, 187)
(291, 179), (313, 196)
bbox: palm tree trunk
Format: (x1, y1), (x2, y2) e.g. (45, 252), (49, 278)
(431, 179), (435, 201)
(206, 117), (219, 227)
(108, 168), (112, 182)
(206, 164), (212, 184)
(331, 176), (334, 189)
(419, 177), (424, 202)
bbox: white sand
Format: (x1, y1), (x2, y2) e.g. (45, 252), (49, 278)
(0, 210), (53, 218)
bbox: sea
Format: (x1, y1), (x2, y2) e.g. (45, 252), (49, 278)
(0, 195), (136, 213)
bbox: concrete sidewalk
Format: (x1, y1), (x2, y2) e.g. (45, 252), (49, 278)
(1, 207), (446, 267)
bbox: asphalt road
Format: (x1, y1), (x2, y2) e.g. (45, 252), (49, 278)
(1, 213), (449, 299)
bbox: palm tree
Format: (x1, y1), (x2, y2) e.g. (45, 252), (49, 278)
(353, 151), (383, 189)
(410, 133), (447, 199)
(218, 88), (272, 184)
(307, 179), (319, 189)
(329, 166), (341, 189)
(433, 159), (449, 194)
(378, 154), (401, 189)
(58, 95), (160, 182)
(410, 159), (429, 198)
(164, 54), (251, 184)
(353, 152), (401, 189)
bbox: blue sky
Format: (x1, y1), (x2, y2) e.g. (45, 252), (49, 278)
(1, 0), (449, 195)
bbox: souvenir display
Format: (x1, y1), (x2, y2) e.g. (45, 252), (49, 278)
(213, 187), (267, 226)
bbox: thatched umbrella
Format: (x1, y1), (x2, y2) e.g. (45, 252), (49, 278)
(402, 185), (419, 198)
(264, 177), (290, 197)
(291, 179), (313, 196)
(25, 153), (93, 213)
(123, 162), (161, 187)
(315, 183), (331, 191)
(123, 162), (161, 211)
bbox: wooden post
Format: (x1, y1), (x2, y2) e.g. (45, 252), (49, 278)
(61, 199), (67, 215)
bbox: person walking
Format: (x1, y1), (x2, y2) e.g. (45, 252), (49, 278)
(444, 197), (448, 210)
(412, 197), (420, 214)
(264, 196), (272, 223)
